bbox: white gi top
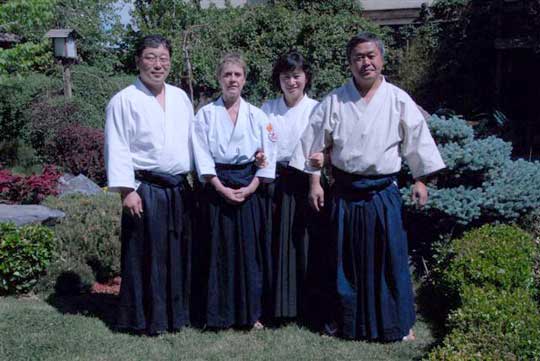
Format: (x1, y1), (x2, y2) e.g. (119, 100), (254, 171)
(105, 78), (194, 191)
(289, 78), (445, 179)
(192, 97), (277, 182)
(261, 95), (319, 162)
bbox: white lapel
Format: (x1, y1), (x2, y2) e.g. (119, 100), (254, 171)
(135, 77), (166, 117)
(345, 77), (389, 136)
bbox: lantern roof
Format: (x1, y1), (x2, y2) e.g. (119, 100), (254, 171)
(45, 29), (78, 39)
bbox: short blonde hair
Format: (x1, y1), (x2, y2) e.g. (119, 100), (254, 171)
(216, 52), (247, 78)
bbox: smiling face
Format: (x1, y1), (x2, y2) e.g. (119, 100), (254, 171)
(349, 41), (384, 88)
(219, 62), (246, 102)
(136, 45), (171, 89)
(279, 68), (307, 106)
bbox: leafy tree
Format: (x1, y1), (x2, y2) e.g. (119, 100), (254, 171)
(269, 0), (362, 13)
(55, 0), (127, 70)
(0, 0), (127, 77)
(129, 0), (383, 106)
(0, 0), (56, 77)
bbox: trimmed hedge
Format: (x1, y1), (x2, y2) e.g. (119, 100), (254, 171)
(428, 287), (540, 360)
(433, 224), (536, 304)
(426, 224), (540, 360)
(0, 222), (55, 295)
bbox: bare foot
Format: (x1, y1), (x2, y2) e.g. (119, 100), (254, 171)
(253, 320), (264, 330)
(402, 329), (416, 342)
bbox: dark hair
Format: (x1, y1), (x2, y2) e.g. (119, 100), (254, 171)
(346, 31), (385, 62)
(271, 51), (312, 93)
(135, 35), (172, 58)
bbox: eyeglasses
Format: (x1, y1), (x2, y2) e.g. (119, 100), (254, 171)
(142, 55), (171, 65)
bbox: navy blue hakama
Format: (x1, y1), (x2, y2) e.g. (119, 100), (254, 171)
(200, 162), (269, 328)
(117, 170), (192, 334)
(331, 167), (415, 341)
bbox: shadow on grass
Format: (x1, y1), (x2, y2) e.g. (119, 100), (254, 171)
(45, 271), (120, 332)
(411, 274), (450, 359)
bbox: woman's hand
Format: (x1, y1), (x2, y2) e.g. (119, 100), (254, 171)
(234, 176), (261, 200)
(219, 186), (245, 205)
(308, 174), (324, 212)
(254, 149), (267, 168)
(309, 152), (324, 169)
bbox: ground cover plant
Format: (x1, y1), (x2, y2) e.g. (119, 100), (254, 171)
(0, 164), (61, 204)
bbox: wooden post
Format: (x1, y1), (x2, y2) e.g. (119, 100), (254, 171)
(182, 30), (194, 105)
(62, 59), (72, 99)
(62, 59), (73, 99)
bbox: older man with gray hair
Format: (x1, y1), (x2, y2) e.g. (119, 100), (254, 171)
(289, 31), (445, 341)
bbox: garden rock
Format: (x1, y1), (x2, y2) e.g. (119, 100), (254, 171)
(58, 174), (103, 197)
(0, 204), (65, 226)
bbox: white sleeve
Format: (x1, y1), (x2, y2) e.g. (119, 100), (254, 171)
(289, 99), (334, 174)
(400, 98), (446, 178)
(255, 112), (276, 180)
(104, 96), (135, 191)
(191, 108), (217, 182)
(185, 95), (196, 172)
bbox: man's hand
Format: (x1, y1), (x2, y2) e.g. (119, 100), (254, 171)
(309, 174), (324, 212)
(122, 190), (143, 217)
(309, 152), (324, 169)
(412, 180), (428, 207)
(255, 149), (267, 168)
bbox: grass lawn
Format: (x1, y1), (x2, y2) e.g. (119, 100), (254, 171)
(0, 294), (436, 361)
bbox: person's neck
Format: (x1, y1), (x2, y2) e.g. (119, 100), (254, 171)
(354, 76), (382, 97)
(140, 77), (165, 96)
(284, 93), (304, 108)
(222, 95), (241, 109)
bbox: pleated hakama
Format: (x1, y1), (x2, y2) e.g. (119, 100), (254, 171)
(269, 162), (310, 319)
(331, 167), (416, 341)
(117, 170), (192, 334)
(200, 162), (270, 328)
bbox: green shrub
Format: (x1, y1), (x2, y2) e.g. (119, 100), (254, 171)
(431, 224), (535, 308)
(0, 73), (61, 145)
(427, 287), (540, 361)
(41, 193), (122, 291)
(0, 222), (55, 295)
(70, 65), (134, 129)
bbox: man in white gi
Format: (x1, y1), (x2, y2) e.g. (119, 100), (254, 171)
(289, 32), (445, 341)
(105, 35), (194, 335)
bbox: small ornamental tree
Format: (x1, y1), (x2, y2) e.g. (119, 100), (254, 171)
(401, 115), (540, 252)
(43, 124), (106, 186)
